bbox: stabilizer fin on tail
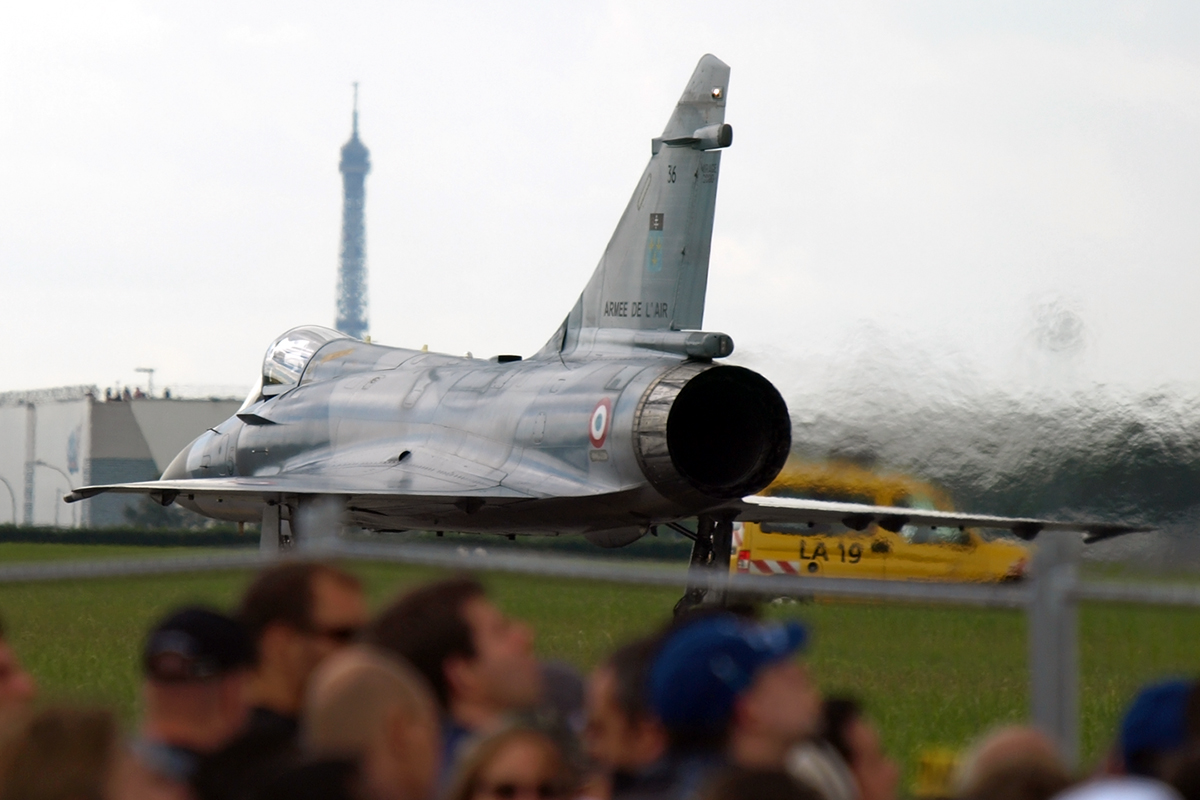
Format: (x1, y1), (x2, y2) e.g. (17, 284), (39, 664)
(540, 55), (732, 360)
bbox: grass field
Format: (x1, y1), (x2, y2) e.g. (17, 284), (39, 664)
(1, 542), (1198, 784)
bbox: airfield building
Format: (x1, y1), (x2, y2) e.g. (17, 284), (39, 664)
(0, 387), (239, 528)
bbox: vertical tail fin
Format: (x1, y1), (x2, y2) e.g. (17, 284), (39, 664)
(542, 55), (732, 358)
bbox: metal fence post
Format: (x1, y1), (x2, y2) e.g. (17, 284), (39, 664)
(1028, 529), (1082, 768)
(260, 504), (281, 554)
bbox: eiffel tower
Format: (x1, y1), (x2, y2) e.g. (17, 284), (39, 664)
(336, 83), (371, 340)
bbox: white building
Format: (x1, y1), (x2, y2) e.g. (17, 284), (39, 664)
(0, 387), (240, 527)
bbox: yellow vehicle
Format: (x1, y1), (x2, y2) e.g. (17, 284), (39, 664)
(732, 461), (1030, 582)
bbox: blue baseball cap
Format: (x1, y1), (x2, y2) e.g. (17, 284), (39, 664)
(649, 615), (808, 735)
(1120, 679), (1194, 774)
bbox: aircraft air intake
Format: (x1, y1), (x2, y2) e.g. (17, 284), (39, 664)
(633, 363), (791, 504)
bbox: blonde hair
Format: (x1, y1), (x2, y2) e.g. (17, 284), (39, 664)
(305, 645), (436, 757)
(443, 726), (578, 800)
(0, 707), (120, 800)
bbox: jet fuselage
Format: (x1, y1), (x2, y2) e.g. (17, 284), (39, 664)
(166, 330), (791, 545)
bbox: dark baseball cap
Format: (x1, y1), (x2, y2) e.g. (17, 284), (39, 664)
(1120, 678), (1194, 774)
(649, 614), (808, 735)
(143, 606), (254, 682)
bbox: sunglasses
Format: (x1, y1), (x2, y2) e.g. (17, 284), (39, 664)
(480, 783), (566, 800)
(306, 625), (361, 644)
(146, 650), (220, 681)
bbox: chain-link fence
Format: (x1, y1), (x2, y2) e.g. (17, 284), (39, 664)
(2, 532), (1198, 769)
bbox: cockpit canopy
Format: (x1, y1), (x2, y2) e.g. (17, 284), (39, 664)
(261, 326), (351, 395)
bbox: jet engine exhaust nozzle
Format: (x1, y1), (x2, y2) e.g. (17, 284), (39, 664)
(633, 363), (791, 504)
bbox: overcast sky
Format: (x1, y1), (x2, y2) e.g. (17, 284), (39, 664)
(2, 1), (1198, 401)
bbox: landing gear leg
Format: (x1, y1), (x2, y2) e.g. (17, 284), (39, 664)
(673, 514), (736, 616)
(710, 516), (734, 607)
(260, 502), (290, 553)
(674, 516), (714, 616)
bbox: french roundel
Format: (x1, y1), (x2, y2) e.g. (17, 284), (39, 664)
(589, 398), (612, 448)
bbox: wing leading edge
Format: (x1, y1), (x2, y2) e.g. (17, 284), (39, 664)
(65, 477), (532, 504)
(733, 495), (1150, 543)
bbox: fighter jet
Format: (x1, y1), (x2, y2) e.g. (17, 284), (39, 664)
(68, 55), (1141, 592)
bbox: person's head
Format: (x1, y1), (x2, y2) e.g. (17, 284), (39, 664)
(0, 618), (36, 714)
(1166, 741), (1200, 800)
(141, 606), (255, 754)
(239, 561), (368, 714)
(584, 637), (666, 772)
(649, 614), (817, 767)
(954, 726), (1071, 800)
(1054, 777), (1181, 800)
(367, 577), (542, 728)
(1119, 679), (1198, 778)
(445, 726), (578, 800)
(702, 767), (825, 800)
(821, 697), (899, 800)
(305, 646), (442, 800)
(0, 706), (184, 800)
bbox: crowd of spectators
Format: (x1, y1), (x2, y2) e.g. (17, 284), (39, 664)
(0, 561), (1198, 800)
(99, 386), (171, 401)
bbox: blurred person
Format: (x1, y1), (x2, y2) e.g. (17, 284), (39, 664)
(135, 606), (255, 784)
(640, 614), (820, 800)
(813, 697), (899, 800)
(444, 726), (579, 800)
(701, 767), (824, 800)
(366, 576), (542, 771)
(652, 615), (820, 768)
(304, 645), (442, 800)
(584, 637), (668, 796)
(0, 706), (188, 800)
(1166, 742), (1200, 800)
(259, 759), (362, 800)
(0, 617), (36, 715)
(954, 726), (1071, 800)
(787, 741), (856, 800)
(239, 561), (368, 738)
(1111, 680), (1200, 779)
(1054, 777), (1181, 800)
(190, 564), (366, 800)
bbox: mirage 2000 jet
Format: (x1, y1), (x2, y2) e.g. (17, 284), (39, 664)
(68, 55), (1141, 594)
